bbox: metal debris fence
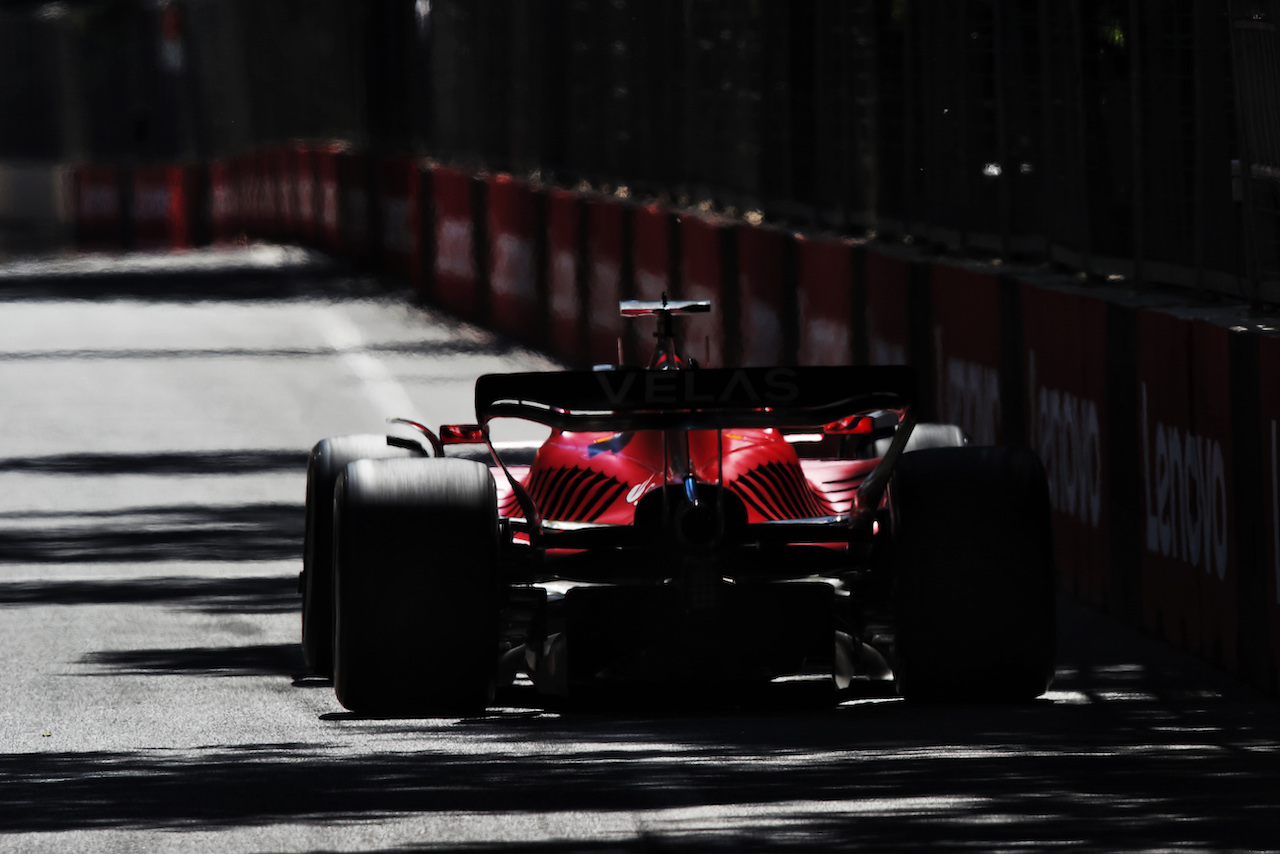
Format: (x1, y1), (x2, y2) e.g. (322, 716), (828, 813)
(3, 0), (1280, 304)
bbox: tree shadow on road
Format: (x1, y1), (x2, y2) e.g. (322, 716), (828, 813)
(2, 600), (1277, 852)
(0, 248), (361, 303)
(80, 642), (304, 678)
(0, 338), (526, 364)
(0, 449), (308, 476)
(0, 663), (1277, 852)
(0, 501), (304, 563)
(0, 574), (298, 614)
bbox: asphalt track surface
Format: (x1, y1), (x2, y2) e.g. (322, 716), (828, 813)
(1, 247), (1279, 853)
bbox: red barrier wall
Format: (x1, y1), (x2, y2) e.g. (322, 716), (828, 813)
(545, 188), (583, 364)
(379, 156), (421, 283)
(930, 266), (1004, 445)
(863, 250), (911, 368)
(796, 236), (854, 366)
(278, 148), (293, 237)
(247, 150), (274, 237)
(208, 159), (239, 244)
(337, 151), (370, 260)
(633, 204), (672, 302)
(295, 147), (318, 244)
(737, 226), (787, 366)
(680, 213), (730, 368)
(265, 147), (288, 240)
(1022, 284), (1111, 606)
(431, 166), (478, 319)
(1262, 334), (1280, 690)
(316, 148), (340, 252)
(73, 165), (122, 250)
(131, 165), (191, 250)
(1137, 311), (1237, 669)
(487, 175), (540, 342)
(629, 204), (673, 364)
(586, 197), (626, 365)
(238, 153), (259, 236)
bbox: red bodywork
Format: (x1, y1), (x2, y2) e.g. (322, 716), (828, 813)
(462, 304), (916, 562)
(494, 428), (877, 526)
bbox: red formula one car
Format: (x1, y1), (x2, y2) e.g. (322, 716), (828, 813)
(301, 301), (1055, 714)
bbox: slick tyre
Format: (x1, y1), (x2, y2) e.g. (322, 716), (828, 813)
(302, 435), (422, 677)
(333, 457), (499, 716)
(889, 446), (1055, 702)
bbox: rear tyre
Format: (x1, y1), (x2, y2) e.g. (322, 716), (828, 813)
(333, 457), (499, 716)
(889, 446), (1055, 702)
(302, 435), (422, 677)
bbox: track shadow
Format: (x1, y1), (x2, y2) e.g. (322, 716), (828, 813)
(0, 562), (1277, 852)
(0, 337), (524, 364)
(0, 666), (1277, 851)
(0, 574), (298, 614)
(0, 502), (303, 563)
(81, 643), (304, 678)
(0, 449), (307, 476)
(0, 249), (368, 303)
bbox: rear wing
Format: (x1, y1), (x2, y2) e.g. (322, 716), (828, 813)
(475, 365), (916, 432)
(475, 364), (917, 539)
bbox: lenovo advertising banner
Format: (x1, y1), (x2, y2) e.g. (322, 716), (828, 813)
(1137, 310), (1237, 670)
(929, 265), (1004, 445)
(1021, 284), (1111, 606)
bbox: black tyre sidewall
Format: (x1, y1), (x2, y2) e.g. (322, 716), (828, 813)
(890, 446), (1056, 702)
(302, 435), (421, 676)
(333, 457), (499, 716)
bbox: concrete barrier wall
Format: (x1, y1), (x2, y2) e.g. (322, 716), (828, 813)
(66, 148), (1280, 694)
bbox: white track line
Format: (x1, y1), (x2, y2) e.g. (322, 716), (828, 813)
(317, 308), (417, 421)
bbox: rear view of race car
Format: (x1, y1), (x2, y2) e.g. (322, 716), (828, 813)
(300, 300), (1055, 714)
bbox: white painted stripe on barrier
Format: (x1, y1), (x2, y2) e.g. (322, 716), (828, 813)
(437, 217), (474, 280)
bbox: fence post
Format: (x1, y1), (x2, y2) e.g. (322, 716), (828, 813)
(994, 0), (1012, 260)
(1228, 0), (1266, 309)
(1129, 0), (1146, 285)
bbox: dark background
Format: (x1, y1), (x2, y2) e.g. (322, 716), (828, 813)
(4, 0), (1280, 303)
